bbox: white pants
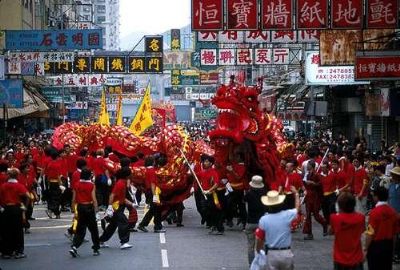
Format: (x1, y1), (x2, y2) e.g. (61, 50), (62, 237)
(266, 249), (294, 270)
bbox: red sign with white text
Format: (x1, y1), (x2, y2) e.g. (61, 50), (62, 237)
(355, 55), (400, 80)
(227, 0), (258, 30)
(261, 0), (293, 30)
(331, 0), (363, 29)
(366, 0), (398, 28)
(296, 0), (328, 29)
(192, 0), (224, 30)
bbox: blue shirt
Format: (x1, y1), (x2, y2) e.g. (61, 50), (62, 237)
(258, 209), (297, 249)
(388, 183), (400, 213)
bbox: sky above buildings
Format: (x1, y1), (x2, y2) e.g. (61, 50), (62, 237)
(119, 0), (191, 38)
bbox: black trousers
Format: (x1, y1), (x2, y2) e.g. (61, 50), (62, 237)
(334, 262), (364, 270)
(207, 193), (224, 232)
(2, 206), (24, 255)
(99, 206), (129, 244)
(226, 190), (247, 225)
(367, 239), (394, 270)
(48, 182), (61, 216)
(321, 193), (337, 224)
(194, 189), (207, 223)
(140, 202), (162, 230)
(72, 204), (100, 251)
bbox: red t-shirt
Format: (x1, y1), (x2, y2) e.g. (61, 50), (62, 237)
(330, 212), (365, 266)
(367, 204), (398, 241)
(332, 169), (347, 189)
(0, 172), (8, 186)
(320, 172), (337, 194)
(145, 166), (157, 190)
(92, 156), (107, 176)
(59, 157), (69, 178)
(17, 173), (35, 191)
(226, 163), (246, 190)
(0, 180), (28, 205)
(352, 168), (368, 196)
(45, 159), (62, 180)
(197, 167), (220, 190)
(281, 172), (303, 193)
(66, 154), (78, 174)
(74, 180), (94, 204)
(70, 170), (81, 190)
(112, 179), (127, 204)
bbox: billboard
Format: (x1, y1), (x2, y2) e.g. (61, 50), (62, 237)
(0, 79), (23, 108)
(355, 51), (400, 80)
(5, 29), (103, 50)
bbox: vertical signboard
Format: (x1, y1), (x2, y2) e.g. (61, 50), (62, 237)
(296, 0), (328, 29)
(366, 0), (398, 28)
(192, 0), (224, 30)
(170, 29), (181, 50)
(261, 0), (293, 30)
(226, 0), (258, 30)
(331, 0), (363, 29)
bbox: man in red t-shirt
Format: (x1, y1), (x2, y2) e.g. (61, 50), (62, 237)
(330, 192), (365, 269)
(0, 168), (30, 259)
(320, 162), (337, 224)
(44, 151), (63, 219)
(365, 186), (398, 270)
(352, 158), (369, 214)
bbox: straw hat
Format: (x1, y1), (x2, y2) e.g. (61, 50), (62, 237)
(261, 190), (286, 206)
(390, 167), (400, 176)
(249, 175), (264, 189)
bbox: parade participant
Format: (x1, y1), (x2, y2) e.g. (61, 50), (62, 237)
(331, 159), (347, 193)
(92, 149), (111, 210)
(0, 168), (31, 259)
(352, 158), (369, 214)
(197, 154), (224, 235)
(99, 167), (133, 249)
(138, 155), (165, 233)
(18, 163), (36, 233)
(69, 168), (100, 257)
(255, 186), (300, 269)
(388, 167), (400, 264)
(0, 161), (8, 186)
(320, 161), (337, 224)
(365, 186), (398, 270)
(330, 192), (365, 270)
(303, 160), (327, 240)
(44, 150), (63, 219)
(339, 151), (354, 192)
(243, 175), (266, 266)
(225, 152), (247, 229)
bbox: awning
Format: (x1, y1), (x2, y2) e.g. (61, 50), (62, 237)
(0, 82), (50, 119)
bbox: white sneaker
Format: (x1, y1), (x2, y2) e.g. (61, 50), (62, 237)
(99, 242), (109, 248)
(120, 243), (133, 250)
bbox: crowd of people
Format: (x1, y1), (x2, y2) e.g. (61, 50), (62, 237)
(0, 128), (399, 270)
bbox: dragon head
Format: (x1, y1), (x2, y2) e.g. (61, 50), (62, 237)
(208, 82), (264, 143)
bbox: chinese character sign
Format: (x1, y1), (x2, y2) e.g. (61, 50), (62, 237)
(366, 0), (398, 28)
(219, 49), (236, 65)
(91, 57), (108, 73)
(331, 0), (363, 29)
(254, 48), (272, 64)
(74, 57), (90, 73)
(227, 0), (258, 30)
(170, 29), (181, 50)
(192, 0), (224, 30)
(355, 54), (400, 80)
(262, 0), (293, 30)
(145, 36), (163, 53)
(146, 57), (163, 73)
(273, 48), (289, 64)
(129, 57), (145, 73)
(5, 29), (102, 50)
(237, 49), (253, 65)
(200, 49), (217, 65)
(297, 0), (328, 29)
(109, 57), (126, 73)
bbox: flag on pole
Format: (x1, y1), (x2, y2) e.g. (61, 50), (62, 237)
(98, 89), (110, 126)
(129, 84), (153, 135)
(116, 93), (123, 126)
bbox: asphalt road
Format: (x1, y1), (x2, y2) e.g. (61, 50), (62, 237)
(1, 197), (400, 270)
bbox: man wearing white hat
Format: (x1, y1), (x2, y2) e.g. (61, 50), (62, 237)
(255, 185), (300, 270)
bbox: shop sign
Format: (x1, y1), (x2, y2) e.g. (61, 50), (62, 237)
(355, 52), (400, 80)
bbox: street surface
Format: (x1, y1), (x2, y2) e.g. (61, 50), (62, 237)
(2, 197), (400, 270)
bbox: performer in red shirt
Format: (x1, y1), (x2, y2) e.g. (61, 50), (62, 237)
(99, 167), (133, 249)
(331, 159), (348, 193)
(0, 168), (30, 259)
(18, 163), (36, 231)
(225, 152), (247, 229)
(92, 149), (111, 209)
(69, 168), (100, 257)
(365, 186), (398, 270)
(44, 151), (63, 219)
(352, 158), (369, 214)
(330, 192), (365, 269)
(320, 162), (337, 224)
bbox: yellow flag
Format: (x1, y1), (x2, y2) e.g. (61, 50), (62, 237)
(129, 84), (153, 135)
(116, 93), (123, 126)
(98, 89), (110, 126)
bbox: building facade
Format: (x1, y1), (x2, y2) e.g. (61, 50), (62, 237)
(92, 0), (120, 50)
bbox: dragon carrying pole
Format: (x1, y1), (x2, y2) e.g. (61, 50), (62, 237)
(179, 149), (207, 199)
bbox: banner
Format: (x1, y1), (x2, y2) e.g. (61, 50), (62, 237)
(98, 90), (110, 126)
(7, 51), (75, 62)
(319, 30), (363, 65)
(261, 0), (293, 30)
(192, 0), (224, 30)
(366, 0), (398, 28)
(5, 29), (103, 50)
(226, 0), (258, 30)
(0, 79), (23, 108)
(170, 29), (181, 50)
(355, 52), (400, 80)
(129, 84), (153, 135)
(331, 0), (363, 29)
(296, 0), (328, 29)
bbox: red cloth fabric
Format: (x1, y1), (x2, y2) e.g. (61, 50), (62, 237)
(197, 167), (220, 190)
(66, 154), (78, 174)
(332, 169), (347, 189)
(226, 162), (246, 190)
(255, 227), (265, 240)
(320, 172), (336, 194)
(74, 180), (94, 204)
(145, 167), (157, 190)
(368, 204), (398, 241)
(0, 181), (28, 205)
(352, 168), (368, 196)
(70, 170), (81, 190)
(45, 159), (62, 180)
(0, 172), (8, 186)
(92, 156), (107, 177)
(112, 179), (127, 204)
(281, 172), (303, 193)
(17, 172), (35, 191)
(330, 212), (365, 266)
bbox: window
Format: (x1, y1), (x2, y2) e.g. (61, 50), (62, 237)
(97, 5), (106, 13)
(97, 15), (106, 23)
